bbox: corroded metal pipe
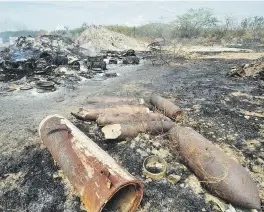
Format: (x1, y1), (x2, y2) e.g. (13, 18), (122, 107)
(150, 94), (183, 119)
(97, 113), (171, 126)
(71, 105), (150, 121)
(169, 126), (261, 209)
(102, 121), (175, 140)
(39, 115), (143, 212)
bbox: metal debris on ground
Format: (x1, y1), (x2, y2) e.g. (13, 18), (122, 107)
(66, 94), (261, 210)
(71, 105), (150, 121)
(101, 121), (175, 140)
(143, 155), (167, 180)
(169, 126), (261, 209)
(97, 113), (171, 126)
(150, 94), (183, 120)
(39, 114), (143, 212)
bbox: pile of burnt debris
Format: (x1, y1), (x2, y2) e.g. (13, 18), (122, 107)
(39, 95), (261, 212)
(228, 57), (264, 81)
(0, 35), (142, 93)
(101, 49), (141, 65)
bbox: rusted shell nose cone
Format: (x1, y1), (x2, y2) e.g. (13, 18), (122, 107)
(39, 114), (143, 212)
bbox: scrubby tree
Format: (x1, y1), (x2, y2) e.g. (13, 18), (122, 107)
(173, 8), (218, 38)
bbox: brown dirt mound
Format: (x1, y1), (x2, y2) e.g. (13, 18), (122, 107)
(76, 26), (147, 53)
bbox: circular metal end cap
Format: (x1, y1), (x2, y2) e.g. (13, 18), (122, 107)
(143, 155), (167, 180)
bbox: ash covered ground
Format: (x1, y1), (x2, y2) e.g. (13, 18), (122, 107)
(0, 52), (264, 212)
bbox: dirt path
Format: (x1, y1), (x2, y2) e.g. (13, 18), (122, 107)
(0, 58), (263, 211)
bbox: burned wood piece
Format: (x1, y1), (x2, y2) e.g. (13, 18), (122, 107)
(150, 94), (183, 119)
(39, 115), (143, 212)
(102, 121), (175, 140)
(86, 96), (144, 105)
(72, 105), (150, 121)
(169, 126), (261, 209)
(97, 113), (171, 126)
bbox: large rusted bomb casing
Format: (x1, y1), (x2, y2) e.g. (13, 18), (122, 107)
(39, 115), (143, 212)
(72, 105), (150, 121)
(150, 94), (183, 120)
(102, 121), (175, 140)
(97, 113), (171, 126)
(169, 126), (260, 209)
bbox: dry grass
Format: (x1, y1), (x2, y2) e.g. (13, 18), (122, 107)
(198, 52), (264, 60)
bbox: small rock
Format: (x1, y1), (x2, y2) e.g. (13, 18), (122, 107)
(142, 133), (150, 140)
(134, 135), (141, 142)
(140, 142), (146, 148)
(185, 175), (204, 194)
(180, 183), (185, 188)
(118, 140), (127, 145)
(136, 149), (148, 158)
(152, 141), (161, 148)
(145, 178), (152, 183)
(151, 148), (170, 158)
(168, 174), (181, 184)
(256, 158), (264, 164)
(157, 148), (170, 158)
(130, 140), (136, 149)
(252, 165), (261, 173)
(226, 204), (236, 212)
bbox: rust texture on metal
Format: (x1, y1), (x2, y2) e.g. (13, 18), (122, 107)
(39, 115), (143, 212)
(97, 113), (171, 126)
(102, 121), (175, 140)
(169, 126), (261, 209)
(86, 96), (144, 105)
(150, 94), (183, 119)
(71, 105), (150, 121)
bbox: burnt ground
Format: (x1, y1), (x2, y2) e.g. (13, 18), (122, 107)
(0, 56), (263, 212)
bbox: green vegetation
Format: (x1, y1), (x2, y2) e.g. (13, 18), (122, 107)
(106, 8), (264, 44)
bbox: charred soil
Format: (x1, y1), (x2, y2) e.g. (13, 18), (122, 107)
(0, 55), (263, 211)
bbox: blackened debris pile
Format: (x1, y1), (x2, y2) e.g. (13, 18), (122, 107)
(102, 49), (140, 65)
(0, 35), (93, 83)
(228, 57), (264, 80)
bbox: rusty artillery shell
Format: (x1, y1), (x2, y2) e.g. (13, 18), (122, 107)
(39, 115), (143, 212)
(150, 94), (183, 119)
(102, 121), (175, 140)
(71, 105), (150, 121)
(169, 126), (261, 209)
(86, 96), (144, 105)
(97, 113), (171, 126)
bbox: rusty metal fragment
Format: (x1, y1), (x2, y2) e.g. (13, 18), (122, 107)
(97, 113), (171, 126)
(39, 115), (143, 212)
(102, 121), (175, 140)
(169, 126), (261, 209)
(71, 105), (150, 121)
(150, 94), (183, 119)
